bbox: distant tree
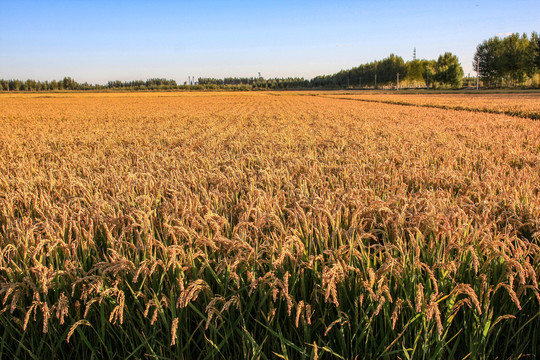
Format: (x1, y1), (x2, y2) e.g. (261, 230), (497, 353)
(531, 32), (540, 70)
(377, 54), (407, 85)
(61, 77), (77, 90)
(473, 37), (503, 87)
(532, 32), (540, 70)
(108, 80), (123, 88)
(406, 59), (424, 82)
(24, 79), (37, 91)
(10, 80), (23, 91)
(405, 59), (437, 88)
(500, 33), (534, 85)
(420, 59), (437, 88)
(474, 32), (540, 87)
(434, 52), (463, 88)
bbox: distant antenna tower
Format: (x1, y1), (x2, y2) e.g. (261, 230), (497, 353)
(413, 47), (416, 61)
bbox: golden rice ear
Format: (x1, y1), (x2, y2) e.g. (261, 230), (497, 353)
(391, 298), (404, 329)
(170, 317), (179, 346)
(415, 283), (424, 313)
(66, 320), (91, 343)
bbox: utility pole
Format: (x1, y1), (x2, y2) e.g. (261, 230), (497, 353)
(397, 73), (399, 90)
(374, 74), (377, 89)
(476, 61), (479, 90)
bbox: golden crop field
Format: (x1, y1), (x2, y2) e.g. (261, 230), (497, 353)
(0, 92), (539, 359)
(324, 92), (540, 119)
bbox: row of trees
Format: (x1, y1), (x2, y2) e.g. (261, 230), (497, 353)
(106, 78), (178, 89)
(199, 53), (465, 89)
(0, 76), (312, 91)
(0, 77), (314, 91)
(7, 33), (540, 91)
(1, 52), (465, 92)
(312, 52), (463, 88)
(0, 77), (94, 91)
(473, 32), (540, 87)
(0, 77), (185, 91)
(198, 77), (310, 89)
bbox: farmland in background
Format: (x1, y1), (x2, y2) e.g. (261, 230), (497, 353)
(0, 92), (539, 359)
(323, 92), (540, 119)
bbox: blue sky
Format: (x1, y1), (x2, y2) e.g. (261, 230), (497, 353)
(1, 1), (539, 84)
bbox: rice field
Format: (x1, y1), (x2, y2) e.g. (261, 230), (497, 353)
(324, 92), (540, 119)
(0, 92), (539, 359)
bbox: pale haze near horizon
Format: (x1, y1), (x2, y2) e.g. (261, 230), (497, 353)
(1, 0), (539, 84)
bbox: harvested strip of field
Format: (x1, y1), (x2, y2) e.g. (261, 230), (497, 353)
(0, 92), (539, 359)
(322, 92), (540, 119)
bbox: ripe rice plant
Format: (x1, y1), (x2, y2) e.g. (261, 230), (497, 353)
(0, 92), (538, 359)
(326, 92), (540, 119)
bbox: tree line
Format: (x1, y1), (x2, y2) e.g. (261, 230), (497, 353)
(198, 77), (310, 89)
(1, 32), (539, 91)
(106, 78), (178, 89)
(0, 76), (314, 91)
(0, 52), (466, 91)
(311, 52), (463, 89)
(474, 32), (540, 87)
(0, 77), (95, 91)
(0, 77), (182, 91)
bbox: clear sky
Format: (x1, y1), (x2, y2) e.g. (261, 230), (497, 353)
(1, 0), (539, 84)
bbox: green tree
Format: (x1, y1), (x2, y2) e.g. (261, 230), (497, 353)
(532, 32), (540, 70)
(434, 52), (464, 88)
(377, 54), (407, 85)
(500, 33), (534, 85)
(406, 59), (424, 82)
(10, 80), (23, 91)
(473, 37), (503, 87)
(474, 32), (539, 87)
(24, 79), (37, 91)
(420, 59), (437, 88)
